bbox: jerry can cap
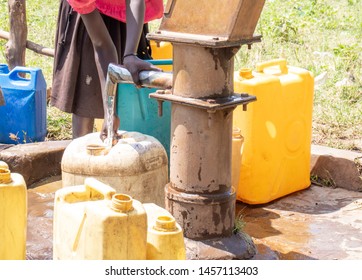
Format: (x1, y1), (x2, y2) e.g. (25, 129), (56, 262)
(0, 168), (12, 184)
(153, 216), (177, 232)
(111, 193), (134, 212)
(232, 126), (244, 140)
(238, 68), (254, 80)
(86, 144), (108, 156)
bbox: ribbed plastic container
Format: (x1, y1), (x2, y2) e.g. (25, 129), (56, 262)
(117, 59), (172, 161)
(233, 59), (314, 204)
(0, 168), (27, 260)
(143, 203), (186, 260)
(61, 131), (168, 207)
(53, 178), (147, 260)
(0, 66), (47, 144)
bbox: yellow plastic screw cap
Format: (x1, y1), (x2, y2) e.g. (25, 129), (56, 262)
(153, 216), (177, 232)
(238, 68), (254, 79)
(111, 193), (134, 212)
(0, 168), (12, 184)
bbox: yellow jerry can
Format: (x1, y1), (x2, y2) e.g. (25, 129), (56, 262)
(0, 161), (9, 169)
(150, 40), (173, 60)
(150, 40), (173, 71)
(143, 203), (186, 260)
(0, 168), (27, 260)
(53, 178), (147, 260)
(231, 126), (244, 191)
(233, 59), (314, 204)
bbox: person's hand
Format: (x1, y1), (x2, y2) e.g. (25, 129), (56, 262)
(123, 54), (161, 87)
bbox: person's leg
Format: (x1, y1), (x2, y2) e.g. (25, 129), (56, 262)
(72, 114), (94, 138)
(80, 10), (119, 141)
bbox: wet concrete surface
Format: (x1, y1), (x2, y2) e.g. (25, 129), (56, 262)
(237, 185), (362, 260)
(26, 177), (62, 260)
(26, 178), (362, 260)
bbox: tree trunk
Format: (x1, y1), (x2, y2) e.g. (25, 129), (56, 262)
(5, 0), (27, 69)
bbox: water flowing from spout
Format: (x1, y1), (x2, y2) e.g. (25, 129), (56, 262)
(104, 95), (115, 148)
(103, 63), (172, 147)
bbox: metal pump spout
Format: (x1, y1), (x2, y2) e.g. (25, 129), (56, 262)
(105, 63), (173, 97)
(103, 63), (173, 148)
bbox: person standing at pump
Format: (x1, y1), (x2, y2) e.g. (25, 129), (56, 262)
(51, 0), (164, 140)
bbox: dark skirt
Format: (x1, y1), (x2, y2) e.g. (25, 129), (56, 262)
(51, 0), (152, 118)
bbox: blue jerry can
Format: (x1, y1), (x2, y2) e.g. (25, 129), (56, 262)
(0, 64), (9, 74)
(0, 66), (47, 144)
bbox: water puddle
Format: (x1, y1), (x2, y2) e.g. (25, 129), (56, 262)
(26, 178), (62, 260)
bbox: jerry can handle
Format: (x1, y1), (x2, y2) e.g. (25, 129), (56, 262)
(256, 58), (288, 74)
(8, 66), (40, 89)
(84, 178), (116, 200)
(57, 179), (116, 203)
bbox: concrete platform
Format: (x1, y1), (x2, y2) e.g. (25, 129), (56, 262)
(0, 140), (71, 187)
(1, 140), (361, 260)
(311, 145), (362, 192)
(238, 184), (362, 260)
(26, 179), (362, 260)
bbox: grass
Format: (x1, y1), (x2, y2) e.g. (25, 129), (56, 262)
(235, 0), (362, 151)
(0, 0), (361, 151)
(0, 0), (57, 86)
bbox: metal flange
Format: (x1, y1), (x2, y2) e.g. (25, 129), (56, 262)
(149, 90), (256, 114)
